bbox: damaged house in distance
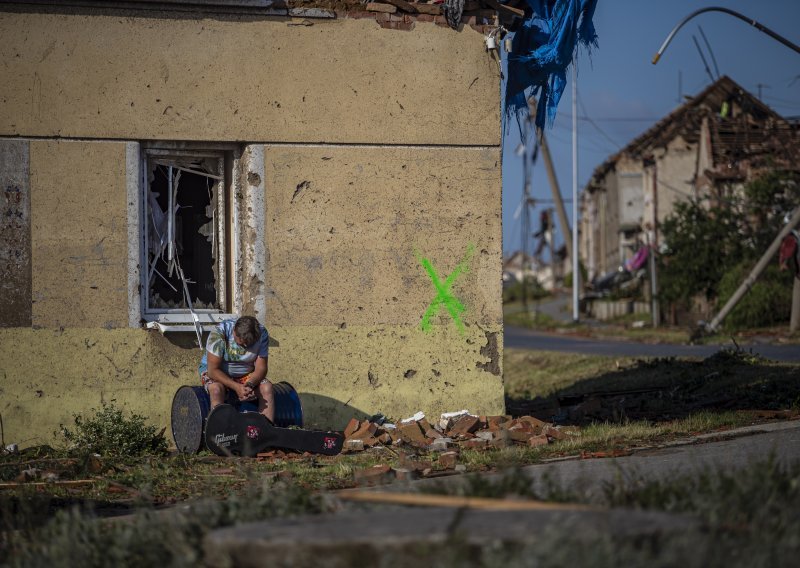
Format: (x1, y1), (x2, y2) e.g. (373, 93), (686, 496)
(579, 75), (800, 322)
(0, 0), (522, 445)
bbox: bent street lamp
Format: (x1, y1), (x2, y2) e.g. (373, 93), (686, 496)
(652, 6), (800, 65)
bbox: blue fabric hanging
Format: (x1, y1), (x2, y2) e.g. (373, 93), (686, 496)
(505, 0), (599, 131)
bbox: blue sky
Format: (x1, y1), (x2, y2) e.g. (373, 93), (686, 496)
(502, 0), (800, 256)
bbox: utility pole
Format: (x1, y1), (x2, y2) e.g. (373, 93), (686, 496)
(520, 108), (534, 311)
(530, 99), (574, 266)
(705, 207), (800, 333)
(571, 61), (579, 322)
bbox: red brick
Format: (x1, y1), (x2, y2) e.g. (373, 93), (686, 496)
(438, 451), (458, 470)
(348, 421), (378, 441)
(343, 418), (361, 438)
(448, 415), (480, 437)
(402, 459), (433, 473)
(518, 415), (548, 431)
(528, 434), (549, 448)
(393, 467), (418, 481)
(508, 429), (536, 443)
(353, 464), (395, 486)
(489, 436), (511, 449)
(397, 421), (429, 446)
(425, 427), (443, 439)
(544, 426), (567, 441)
(461, 438), (487, 449)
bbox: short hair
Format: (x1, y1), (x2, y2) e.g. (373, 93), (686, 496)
(234, 316), (260, 347)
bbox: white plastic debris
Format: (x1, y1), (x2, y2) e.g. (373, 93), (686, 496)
(4, 444), (18, 454)
(400, 411), (425, 424)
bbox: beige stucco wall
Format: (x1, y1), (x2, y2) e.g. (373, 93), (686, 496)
(0, 11), (499, 146)
(0, 329), (196, 448)
(263, 145), (501, 328)
(30, 140), (131, 328)
(261, 144), (503, 427)
(0, 9), (504, 446)
(650, 136), (697, 229)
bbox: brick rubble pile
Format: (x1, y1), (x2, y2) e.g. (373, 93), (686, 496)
(343, 411), (568, 454)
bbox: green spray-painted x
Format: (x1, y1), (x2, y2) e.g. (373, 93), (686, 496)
(416, 244), (475, 334)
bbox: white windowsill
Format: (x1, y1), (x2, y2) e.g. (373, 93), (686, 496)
(145, 312), (235, 333)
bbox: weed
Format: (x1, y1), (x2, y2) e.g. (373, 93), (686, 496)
(58, 401), (167, 458)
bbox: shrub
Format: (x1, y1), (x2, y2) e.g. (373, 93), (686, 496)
(717, 262), (794, 330)
(59, 401), (168, 458)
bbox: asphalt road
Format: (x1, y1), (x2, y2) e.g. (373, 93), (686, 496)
(504, 324), (800, 362)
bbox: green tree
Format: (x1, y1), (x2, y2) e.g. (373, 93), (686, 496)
(658, 170), (800, 321)
(658, 198), (745, 305)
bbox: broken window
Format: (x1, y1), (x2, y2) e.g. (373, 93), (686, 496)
(143, 150), (229, 324)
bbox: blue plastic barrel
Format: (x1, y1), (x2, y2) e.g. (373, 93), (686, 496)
(171, 381), (303, 453)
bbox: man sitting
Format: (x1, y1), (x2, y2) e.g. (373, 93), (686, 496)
(198, 315), (274, 423)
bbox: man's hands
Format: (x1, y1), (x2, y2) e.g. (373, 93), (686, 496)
(235, 382), (257, 402)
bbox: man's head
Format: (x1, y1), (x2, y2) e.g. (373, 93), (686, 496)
(233, 316), (260, 348)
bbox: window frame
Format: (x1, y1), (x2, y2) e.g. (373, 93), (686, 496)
(140, 146), (235, 327)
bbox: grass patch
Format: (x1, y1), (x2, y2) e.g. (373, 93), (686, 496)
(503, 306), (560, 329)
(505, 347), (800, 423)
(503, 349), (638, 399)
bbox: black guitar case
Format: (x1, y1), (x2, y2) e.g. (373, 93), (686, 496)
(204, 404), (343, 457)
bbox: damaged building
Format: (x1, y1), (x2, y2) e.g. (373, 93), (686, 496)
(0, 0), (511, 445)
(579, 75), (800, 316)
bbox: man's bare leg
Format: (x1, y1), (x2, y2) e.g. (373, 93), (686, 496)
(208, 382), (226, 409)
(257, 381), (275, 423)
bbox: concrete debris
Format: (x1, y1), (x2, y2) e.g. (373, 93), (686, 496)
(343, 413), (569, 456)
(430, 437), (453, 452)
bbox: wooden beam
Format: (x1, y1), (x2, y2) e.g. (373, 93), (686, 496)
(337, 491), (598, 511)
(0, 479), (96, 489)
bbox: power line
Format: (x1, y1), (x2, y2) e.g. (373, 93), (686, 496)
(577, 94), (623, 151)
(557, 112), (662, 122)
